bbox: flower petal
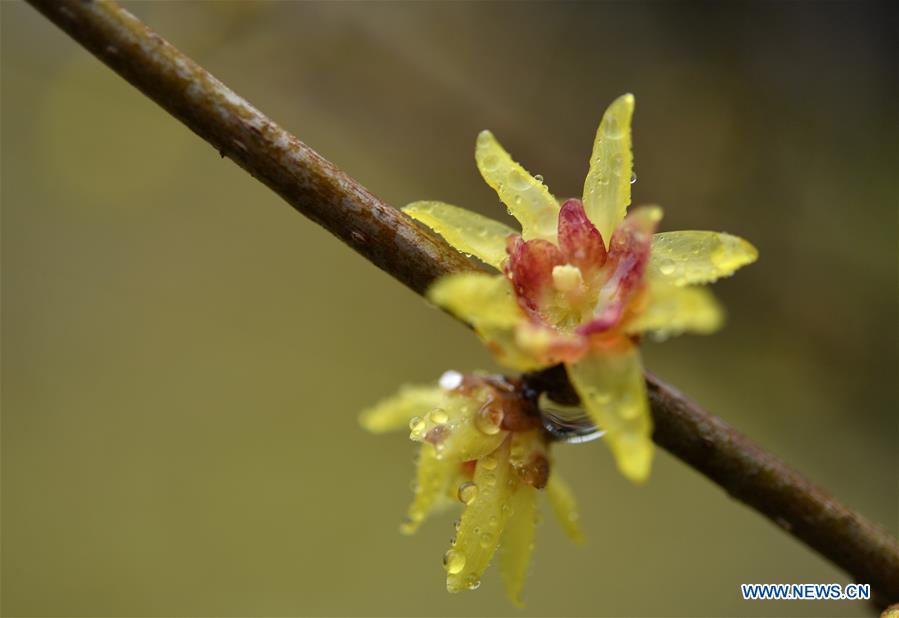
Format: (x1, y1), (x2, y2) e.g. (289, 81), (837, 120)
(404, 201), (516, 270)
(409, 391), (508, 463)
(508, 429), (550, 489)
(545, 471), (585, 544)
(446, 438), (518, 593)
(626, 281), (724, 337)
(506, 236), (565, 313)
(428, 272), (546, 371)
(579, 206), (661, 335)
(582, 94), (635, 245)
(402, 444), (456, 535)
(566, 343), (653, 483)
(499, 484), (538, 607)
(513, 321), (588, 367)
(359, 384), (451, 434)
(475, 130), (559, 242)
(648, 231), (759, 286)
(557, 198), (607, 279)
(428, 272), (521, 328)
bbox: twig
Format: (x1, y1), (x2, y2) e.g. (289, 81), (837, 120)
(27, 0), (899, 608)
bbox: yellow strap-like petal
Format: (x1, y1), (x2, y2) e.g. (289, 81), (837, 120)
(409, 391), (508, 463)
(475, 130), (559, 242)
(404, 201), (516, 270)
(626, 281), (724, 338)
(582, 94), (635, 245)
(648, 231), (758, 286)
(545, 470), (584, 544)
(428, 273), (550, 372)
(566, 344), (654, 483)
(446, 438), (518, 593)
(359, 384), (451, 434)
(499, 484), (538, 607)
(401, 444), (455, 535)
(428, 272), (521, 329)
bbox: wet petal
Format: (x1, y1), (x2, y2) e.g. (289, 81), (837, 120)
(579, 206), (661, 335)
(499, 484), (538, 606)
(409, 390), (508, 463)
(513, 321), (588, 367)
(446, 438), (518, 593)
(626, 281), (724, 337)
(428, 273), (547, 371)
(506, 236), (565, 312)
(566, 344), (654, 483)
(475, 130), (559, 242)
(404, 201), (516, 270)
(509, 429), (550, 489)
(648, 231), (758, 286)
(557, 198), (607, 278)
(545, 471), (585, 544)
(359, 384), (451, 434)
(402, 444), (456, 535)
(582, 94), (635, 245)
(428, 272), (521, 329)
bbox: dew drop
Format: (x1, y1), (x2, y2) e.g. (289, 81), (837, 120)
(479, 531), (493, 548)
(630, 171), (637, 184)
(439, 370), (463, 390)
(465, 575), (481, 590)
(509, 170), (529, 191)
(483, 154), (499, 171)
(534, 174), (544, 183)
(458, 481), (479, 505)
(474, 402), (503, 435)
(659, 259), (677, 276)
(443, 549), (466, 574)
(408, 416), (426, 440)
(480, 455), (497, 471)
(429, 409), (448, 425)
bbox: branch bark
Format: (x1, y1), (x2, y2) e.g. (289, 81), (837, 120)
(27, 0), (899, 608)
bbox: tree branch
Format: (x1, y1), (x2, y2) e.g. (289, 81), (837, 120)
(27, 0), (898, 608)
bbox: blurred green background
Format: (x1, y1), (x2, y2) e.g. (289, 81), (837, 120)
(2, 1), (896, 616)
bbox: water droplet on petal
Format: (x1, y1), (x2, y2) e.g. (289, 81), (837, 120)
(659, 259), (676, 276)
(509, 170), (529, 191)
(475, 401), (503, 435)
(534, 174), (544, 183)
(630, 171), (637, 184)
(479, 531), (494, 548)
(429, 409), (448, 424)
(458, 481), (478, 505)
(409, 416), (426, 440)
(443, 549), (465, 574)
(439, 370), (463, 390)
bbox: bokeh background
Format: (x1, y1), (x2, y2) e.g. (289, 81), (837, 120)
(2, 1), (896, 616)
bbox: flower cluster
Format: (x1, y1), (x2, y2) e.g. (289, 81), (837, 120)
(360, 370), (583, 605)
(405, 93), (756, 483)
(361, 94), (756, 603)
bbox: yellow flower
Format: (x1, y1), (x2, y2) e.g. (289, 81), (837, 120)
(360, 371), (584, 605)
(405, 94), (757, 484)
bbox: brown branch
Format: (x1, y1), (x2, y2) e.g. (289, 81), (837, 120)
(27, 0), (899, 608)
